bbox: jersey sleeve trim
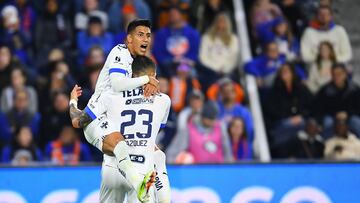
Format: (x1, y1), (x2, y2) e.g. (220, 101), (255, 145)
(109, 68), (127, 75)
(84, 106), (97, 120)
(160, 123), (166, 129)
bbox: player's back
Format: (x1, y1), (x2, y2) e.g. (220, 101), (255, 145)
(103, 87), (171, 173)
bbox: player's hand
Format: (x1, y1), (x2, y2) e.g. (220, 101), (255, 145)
(143, 83), (159, 98)
(71, 84), (82, 101)
(148, 76), (159, 88)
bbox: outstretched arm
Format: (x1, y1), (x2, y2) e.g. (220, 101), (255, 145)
(69, 85), (92, 128)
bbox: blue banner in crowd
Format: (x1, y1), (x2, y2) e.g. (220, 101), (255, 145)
(0, 163), (359, 203)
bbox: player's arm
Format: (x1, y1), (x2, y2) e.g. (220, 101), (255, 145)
(108, 48), (159, 96)
(69, 85), (92, 128)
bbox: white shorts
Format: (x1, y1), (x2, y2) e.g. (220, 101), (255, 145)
(100, 162), (155, 203)
(83, 114), (117, 152)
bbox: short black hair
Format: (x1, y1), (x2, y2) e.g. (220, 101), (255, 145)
(127, 19), (152, 34)
(132, 56), (156, 75)
(332, 63), (347, 71)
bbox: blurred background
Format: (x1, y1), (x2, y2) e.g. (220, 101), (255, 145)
(0, 0), (360, 202)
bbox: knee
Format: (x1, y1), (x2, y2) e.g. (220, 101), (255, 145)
(102, 132), (124, 153)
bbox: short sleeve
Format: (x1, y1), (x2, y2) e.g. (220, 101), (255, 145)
(107, 45), (132, 77)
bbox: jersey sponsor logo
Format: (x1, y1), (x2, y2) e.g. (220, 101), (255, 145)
(125, 98), (154, 105)
(129, 154), (145, 163)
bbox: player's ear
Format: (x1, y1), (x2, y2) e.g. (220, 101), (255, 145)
(126, 34), (132, 43)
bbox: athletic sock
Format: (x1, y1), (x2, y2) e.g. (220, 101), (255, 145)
(154, 150), (171, 203)
(113, 141), (142, 190)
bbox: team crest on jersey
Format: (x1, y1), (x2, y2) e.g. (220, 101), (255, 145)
(100, 121), (108, 129)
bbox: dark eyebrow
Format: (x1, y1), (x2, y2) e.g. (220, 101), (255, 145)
(138, 31), (145, 35)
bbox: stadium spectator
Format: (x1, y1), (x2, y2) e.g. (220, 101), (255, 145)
(156, 76), (177, 151)
(0, 111), (11, 144)
(45, 125), (92, 165)
(279, 0), (307, 38)
(207, 77), (244, 104)
(0, 5), (31, 65)
(36, 49), (70, 103)
(171, 101), (233, 163)
(5, 89), (40, 137)
(228, 117), (253, 160)
(0, 45), (16, 92)
(250, 0), (282, 38)
(111, 3), (137, 46)
(1, 126), (43, 164)
(13, 0), (36, 39)
(306, 41), (336, 93)
(153, 6), (200, 77)
(245, 42), (286, 89)
(34, 0), (72, 58)
(1, 67), (37, 114)
(84, 45), (105, 69)
(314, 63), (360, 138)
(39, 92), (71, 147)
(324, 115), (360, 161)
(156, 0), (189, 29)
(264, 63), (313, 147)
(195, 0), (230, 33)
(286, 118), (324, 159)
(167, 89), (205, 159)
(199, 12), (239, 83)
(301, 6), (352, 63)
(169, 63), (201, 113)
(259, 17), (299, 61)
(107, 0), (151, 33)
(74, 0), (108, 31)
(217, 78), (254, 142)
(76, 16), (113, 65)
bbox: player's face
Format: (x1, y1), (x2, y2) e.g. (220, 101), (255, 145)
(128, 26), (151, 56)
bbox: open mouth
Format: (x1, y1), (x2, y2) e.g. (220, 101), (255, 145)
(140, 44), (148, 51)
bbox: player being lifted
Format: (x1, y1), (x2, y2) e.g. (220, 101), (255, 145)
(70, 56), (171, 202)
(69, 19), (170, 202)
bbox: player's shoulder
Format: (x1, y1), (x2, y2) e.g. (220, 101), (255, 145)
(110, 44), (131, 56)
(155, 93), (171, 105)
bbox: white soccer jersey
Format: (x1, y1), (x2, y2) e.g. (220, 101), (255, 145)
(90, 44), (133, 101)
(101, 88), (171, 173)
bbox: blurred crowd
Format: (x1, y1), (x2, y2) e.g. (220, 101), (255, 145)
(0, 0), (359, 166)
(244, 0), (360, 160)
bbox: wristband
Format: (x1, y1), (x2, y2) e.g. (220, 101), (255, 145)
(69, 99), (78, 108)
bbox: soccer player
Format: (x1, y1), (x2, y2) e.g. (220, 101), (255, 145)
(70, 56), (171, 202)
(68, 19), (163, 202)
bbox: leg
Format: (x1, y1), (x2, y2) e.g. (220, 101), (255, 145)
(99, 164), (129, 203)
(154, 149), (171, 203)
(102, 132), (156, 202)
